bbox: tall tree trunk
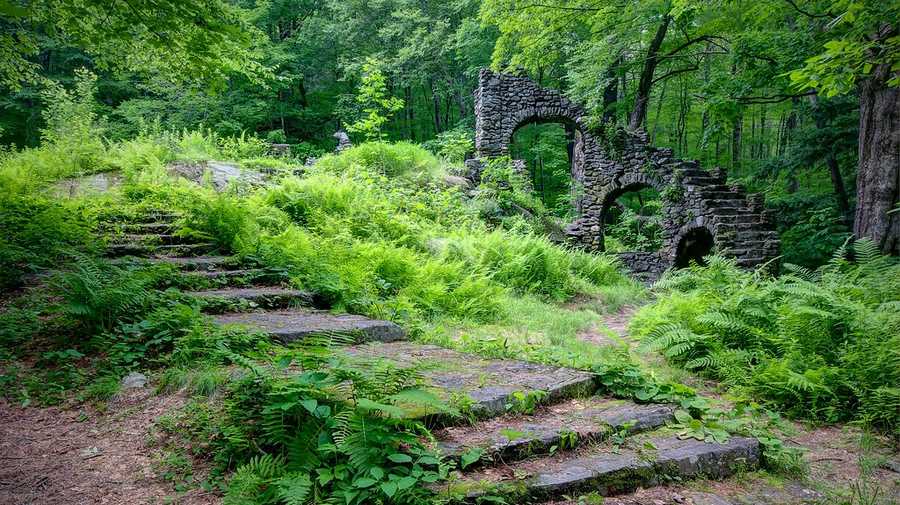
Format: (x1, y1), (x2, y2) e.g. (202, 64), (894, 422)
(628, 15), (671, 130)
(760, 105), (768, 159)
(855, 62), (900, 254)
(603, 59), (619, 123)
(650, 79), (668, 144)
(298, 78), (308, 108)
(565, 122), (576, 168)
(731, 109), (743, 173)
(428, 80), (442, 134)
(404, 86), (415, 141)
(811, 95), (852, 224)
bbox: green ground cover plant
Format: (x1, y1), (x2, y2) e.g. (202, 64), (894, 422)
(630, 246), (900, 437)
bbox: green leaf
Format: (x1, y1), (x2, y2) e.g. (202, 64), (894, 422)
(416, 456), (439, 465)
(353, 477), (377, 488)
(397, 476), (417, 490)
(674, 409), (694, 424)
(460, 448), (484, 469)
(369, 466), (384, 480)
(380, 481), (398, 497)
(300, 399), (318, 414)
(356, 398), (406, 418)
(388, 453), (413, 463)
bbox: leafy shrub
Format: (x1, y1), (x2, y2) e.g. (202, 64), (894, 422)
(0, 194), (94, 289)
(208, 337), (454, 505)
(630, 242), (900, 436)
(422, 126), (474, 163)
(39, 68), (107, 176)
(52, 256), (171, 333)
(314, 141), (445, 182)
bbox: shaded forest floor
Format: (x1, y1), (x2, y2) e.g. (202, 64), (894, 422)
(1, 301), (897, 505)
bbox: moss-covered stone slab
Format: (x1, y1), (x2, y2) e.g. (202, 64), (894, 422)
(185, 268), (268, 279)
(212, 309), (406, 343)
(190, 287), (313, 311)
(446, 434), (760, 502)
(149, 256), (235, 270)
(105, 242), (214, 257)
(437, 397), (673, 464)
(343, 342), (597, 419)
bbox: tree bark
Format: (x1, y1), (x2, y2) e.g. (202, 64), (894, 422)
(565, 122), (576, 168)
(731, 109), (743, 173)
(855, 62), (900, 254)
(811, 95), (852, 224)
(603, 59), (619, 123)
(426, 81), (442, 134)
(628, 15), (671, 130)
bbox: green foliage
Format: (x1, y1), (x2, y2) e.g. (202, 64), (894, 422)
(344, 58), (405, 141)
(631, 244), (900, 436)
(604, 190), (664, 253)
(183, 142), (632, 321)
(423, 127), (475, 163)
(39, 68), (107, 175)
(200, 336), (454, 505)
(52, 255), (168, 333)
(509, 123), (574, 216)
(789, 0), (900, 95)
(1, 0), (265, 90)
(0, 193), (95, 289)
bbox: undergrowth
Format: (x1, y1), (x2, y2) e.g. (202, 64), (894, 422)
(631, 244), (900, 438)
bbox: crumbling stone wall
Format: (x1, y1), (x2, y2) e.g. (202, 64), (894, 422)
(469, 69), (779, 278)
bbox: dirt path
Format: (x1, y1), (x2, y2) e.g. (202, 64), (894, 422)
(0, 389), (215, 505)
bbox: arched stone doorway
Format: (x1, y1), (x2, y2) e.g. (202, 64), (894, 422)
(675, 227), (715, 268)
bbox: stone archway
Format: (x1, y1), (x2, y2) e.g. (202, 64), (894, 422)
(467, 69), (780, 279)
(675, 226), (715, 268)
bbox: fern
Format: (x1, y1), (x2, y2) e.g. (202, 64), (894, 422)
(276, 472), (313, 505)
(634, 250), (900, 431)
(52, 253), (162, 332)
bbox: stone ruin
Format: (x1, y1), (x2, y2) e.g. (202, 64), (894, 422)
(466, 69), (779, 279)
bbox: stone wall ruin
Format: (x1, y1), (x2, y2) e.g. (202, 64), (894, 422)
(467, 69), (780, 279)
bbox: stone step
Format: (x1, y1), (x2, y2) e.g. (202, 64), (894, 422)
(181, 268), (273, 281)
(126, 222), (176, 233)
(213, 309), (406, 344)
(436, 397), (674, 466)
(698, 184), (746, 195)
(691, 191), (745, 201)
(734, 256), (770, 267)
(189, 287), (313, 311)
(713, 214), (765, 225)
(446, 433), (760, 503)
(702, 199), (748, 209)
(147, 255), (237, 271)
(682, 176), (725, 186)
(728, 239), (779, 250)
(343, 342), (597, 422)
(105, 242), (215, 258)
(110, 233), (196, 246)
(100, 211), (180, 224)
(714, 222), (769, 232)
(100, 222), (177, 235)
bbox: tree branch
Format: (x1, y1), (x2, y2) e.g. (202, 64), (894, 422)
(782, 0), (832, 19)
(652, 64), (699, 84)
(664, 35), (729, 58)
(736, 91), (817, 104)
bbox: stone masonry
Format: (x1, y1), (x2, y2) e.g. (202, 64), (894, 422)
(468, 69), (780, 277)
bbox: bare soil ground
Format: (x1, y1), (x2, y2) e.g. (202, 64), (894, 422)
(0, 388), (215, 505)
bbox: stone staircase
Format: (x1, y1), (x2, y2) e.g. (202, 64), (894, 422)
(104, 210), (761, 504)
